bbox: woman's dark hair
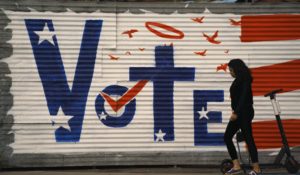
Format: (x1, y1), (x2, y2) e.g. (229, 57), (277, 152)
(228, 59), (252, 81)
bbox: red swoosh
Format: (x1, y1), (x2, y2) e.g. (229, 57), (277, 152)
(253, 119), (300, 149)
(100, 80), (148, 112)
(251, 59), (300, 96)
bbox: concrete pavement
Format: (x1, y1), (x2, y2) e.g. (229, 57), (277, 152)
(0, 166), (298, 175)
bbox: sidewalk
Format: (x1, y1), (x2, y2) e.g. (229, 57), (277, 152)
(0, 166), (297, 175)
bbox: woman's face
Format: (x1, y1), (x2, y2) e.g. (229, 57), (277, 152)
(229, 67), (236, 78)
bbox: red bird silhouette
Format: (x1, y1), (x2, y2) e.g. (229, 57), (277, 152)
(122, 29), (138, 38)
(125, 51), (131, 55)
(191, 17), (205, 23)
(108, 54), (119, 60)
(139, 48), (145, 51)
(163, 43), (173, 47)
(203, 31), (221, 45)
(216, 63), (228, 72)
(194, 49), (207, 56)
(229, 18), (241, 26)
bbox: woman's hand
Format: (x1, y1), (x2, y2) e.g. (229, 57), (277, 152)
(230, 112), (238, 121)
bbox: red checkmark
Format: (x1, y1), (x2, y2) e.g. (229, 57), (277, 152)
(100, 80), (149, 112)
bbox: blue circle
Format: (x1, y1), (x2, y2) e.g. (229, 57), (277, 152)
(95, 85), (136, 127)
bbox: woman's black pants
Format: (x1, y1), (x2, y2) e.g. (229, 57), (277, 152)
(224, 109), (258, 163)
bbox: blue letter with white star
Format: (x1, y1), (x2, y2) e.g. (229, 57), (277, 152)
(25, 19), (103, 142)
(194, 90), (225, 146)
(130, 46), (195, 142)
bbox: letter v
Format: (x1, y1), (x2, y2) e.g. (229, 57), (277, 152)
(25, 19), (103, 142)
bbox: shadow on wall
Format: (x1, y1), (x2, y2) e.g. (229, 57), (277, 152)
(0, 62), (14, 169)
(0, 9), (14, 169)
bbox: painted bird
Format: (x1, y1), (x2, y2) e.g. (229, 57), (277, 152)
(216, 63), (228, 72)
(139, 48), (145, 51)
(163, 43), (173, 47)
(203, 30), (222, 45)
(191, 17), (205, 23)
(229, 18), (241, 26)
(194, 49), (207, 56)
(108, 54), (119, 60)
(122, 29), (138, 38)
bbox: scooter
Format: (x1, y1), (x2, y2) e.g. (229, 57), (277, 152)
(220, 89), (299, 174)
(264, 89), (299, 174)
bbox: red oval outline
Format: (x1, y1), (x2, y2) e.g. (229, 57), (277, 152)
(145, 22), (184, 39)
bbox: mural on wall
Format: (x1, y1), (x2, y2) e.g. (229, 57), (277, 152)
(4, 8), (300, 153)
(242, 14), (300, 149)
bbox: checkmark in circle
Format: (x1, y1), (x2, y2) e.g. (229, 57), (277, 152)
(95, 85), (136, 128)
(100, 80), (149, 112)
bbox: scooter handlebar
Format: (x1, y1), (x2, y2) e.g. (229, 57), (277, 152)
(264, 89), (283, 98)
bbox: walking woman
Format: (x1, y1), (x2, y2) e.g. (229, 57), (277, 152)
(224, 59), (262, 175)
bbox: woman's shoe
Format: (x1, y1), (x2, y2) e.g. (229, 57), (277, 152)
(248, 170), (262, 175)
(225, 168), (244, 175)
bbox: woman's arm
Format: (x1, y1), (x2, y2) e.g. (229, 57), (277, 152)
(234, 79), (252, 116)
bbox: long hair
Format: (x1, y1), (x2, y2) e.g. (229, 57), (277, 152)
(228, 59), (252, 82)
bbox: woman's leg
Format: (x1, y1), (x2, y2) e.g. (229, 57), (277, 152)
(240, 120), (258, 162)
(224, 120), (241, 169)
(239, 118), (261, 172)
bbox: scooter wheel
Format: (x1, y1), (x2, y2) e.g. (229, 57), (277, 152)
(220, 159), (233, 174)
(286, 156), (299, 174)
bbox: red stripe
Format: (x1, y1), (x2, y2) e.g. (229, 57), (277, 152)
(252, 119), (300, 149)
(239, 15), (300, 150)
(251, 59), (300, 96)
(241, 14), (300, 42)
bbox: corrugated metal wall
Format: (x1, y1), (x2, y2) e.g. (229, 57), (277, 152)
(1, 0), (300, 168)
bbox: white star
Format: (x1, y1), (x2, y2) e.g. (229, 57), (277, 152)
(155, 129), (166, 142)
(198, 107), (209, 120)
(34, 23), (56, 45)
(98, 111), (108, 120)
(51, 107), (73, 131)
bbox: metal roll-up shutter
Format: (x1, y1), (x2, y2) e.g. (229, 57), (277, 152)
(0, 0), (300, 168)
